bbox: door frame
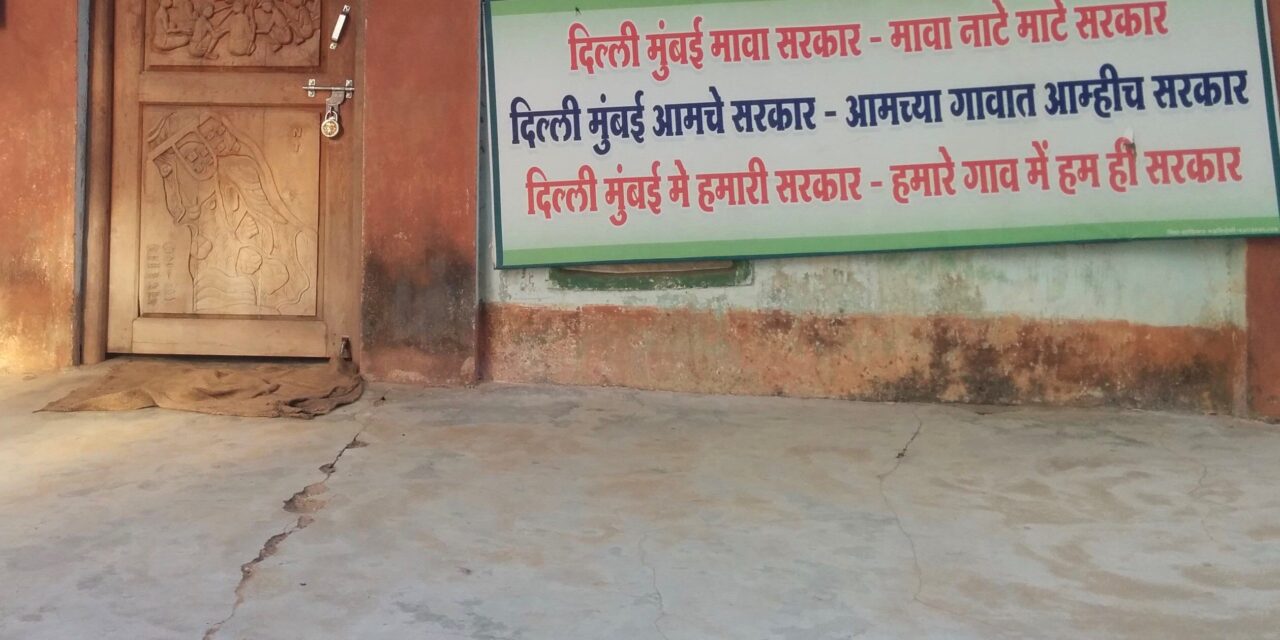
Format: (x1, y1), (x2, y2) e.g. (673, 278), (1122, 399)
(82, 0), (365, 363)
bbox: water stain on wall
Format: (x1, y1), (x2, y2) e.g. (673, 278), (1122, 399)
(483, 304), (1244, 414)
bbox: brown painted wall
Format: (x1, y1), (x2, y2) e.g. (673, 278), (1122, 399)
(1248, 240), (1280, 417)
(1244, 1), (1280, 419)
(1246, 0), (1280, 419)
(0, 1), (79, 374)
(360, 0), (482, 385)
(484, 304), (1246, 414)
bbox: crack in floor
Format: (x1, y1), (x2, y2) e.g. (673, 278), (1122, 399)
(1153, 432), (1224, 546)
(638, 534), (672, 640)
(1188, 463), (1223, 545)
(202, 417), (370, 639)
(877, 410), (925, 602)
(876, 411), (1020, 637)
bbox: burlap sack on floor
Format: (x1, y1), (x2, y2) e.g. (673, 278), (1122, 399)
(42, 358), (364, 419)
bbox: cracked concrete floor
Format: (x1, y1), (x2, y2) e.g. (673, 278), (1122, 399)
(2, 368), (1280, 639)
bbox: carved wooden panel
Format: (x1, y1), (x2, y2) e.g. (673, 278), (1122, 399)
(146, 0), (322, 68)
(140, 107), (320, 317)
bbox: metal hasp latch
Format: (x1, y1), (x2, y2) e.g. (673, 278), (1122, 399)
(306, 79), (356, 139)
(305, 79), (355, 100)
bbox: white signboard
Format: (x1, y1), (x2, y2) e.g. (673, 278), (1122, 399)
(487, 0), (1280, 267)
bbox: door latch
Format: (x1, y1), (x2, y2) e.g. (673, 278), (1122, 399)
(305, 79), (355, 139)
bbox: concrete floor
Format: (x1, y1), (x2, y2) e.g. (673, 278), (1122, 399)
(2, 368), (1279, 640)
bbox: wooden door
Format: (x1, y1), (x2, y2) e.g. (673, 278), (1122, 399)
(108, 0), (360, 357)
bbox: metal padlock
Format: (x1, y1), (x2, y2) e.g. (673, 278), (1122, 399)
(321, 107), (342, 139)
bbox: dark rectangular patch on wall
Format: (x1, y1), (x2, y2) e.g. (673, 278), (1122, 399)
(551, 261), (752, 292)
(0, 0), (7, 28)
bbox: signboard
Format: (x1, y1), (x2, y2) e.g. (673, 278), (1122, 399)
(485, 0), (1280, 268)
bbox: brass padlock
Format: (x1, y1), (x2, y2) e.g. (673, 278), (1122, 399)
(321, 107), (342, 139)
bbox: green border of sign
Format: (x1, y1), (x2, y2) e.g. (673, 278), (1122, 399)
(485, 0), (1280, 269)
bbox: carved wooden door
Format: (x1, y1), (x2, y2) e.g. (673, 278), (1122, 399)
(109, 0), (360, 357)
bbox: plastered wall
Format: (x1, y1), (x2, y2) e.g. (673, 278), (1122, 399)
(484, 241), (1246, 330)
(0, 1), (80, 375)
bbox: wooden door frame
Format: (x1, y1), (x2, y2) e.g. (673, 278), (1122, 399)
(82, 0), (366, 364)
(82, 0), (112, 364)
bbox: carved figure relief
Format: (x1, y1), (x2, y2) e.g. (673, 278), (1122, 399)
(148, 0), (321, 67)
(142, 109), (319, 316)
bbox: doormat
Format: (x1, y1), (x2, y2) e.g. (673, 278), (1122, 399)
(41, 358), (364, 419)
